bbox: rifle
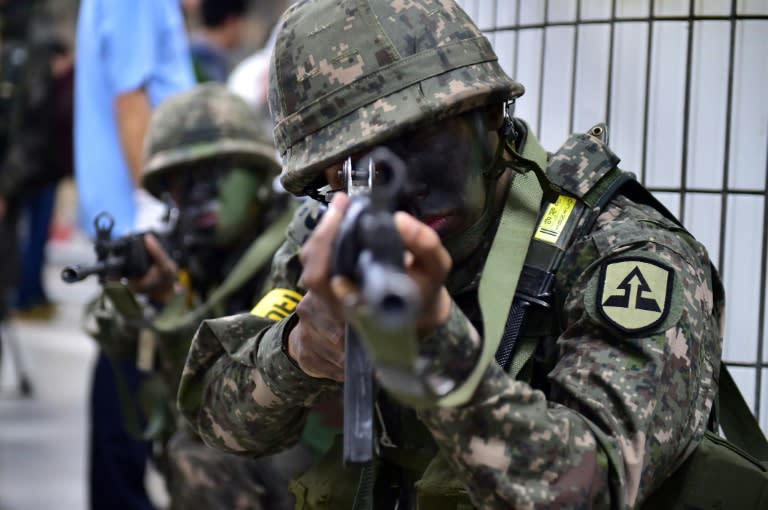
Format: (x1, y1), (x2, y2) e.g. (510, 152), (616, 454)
(61, 209), (186, 285)
(331, 147), (420, 465)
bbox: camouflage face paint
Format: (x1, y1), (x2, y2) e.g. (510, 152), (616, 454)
(214, 167), (268, 247)
(384, 111), (499, 265)
(378, 112), (492, 262)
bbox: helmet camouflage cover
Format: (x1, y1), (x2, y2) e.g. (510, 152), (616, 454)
(143, 82), (281, 198)
(270, 0), (524, 195)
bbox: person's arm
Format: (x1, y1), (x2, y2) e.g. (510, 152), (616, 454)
(416, 198), (723, 509)
(114, 89), (151, 187)
(101, 0), (155, 188)
(179, 312), (339, 455)
(178, 200), (341, 455)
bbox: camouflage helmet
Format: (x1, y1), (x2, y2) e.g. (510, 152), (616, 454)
(143, 83), (281, 198)
(270, 0), (524, 196)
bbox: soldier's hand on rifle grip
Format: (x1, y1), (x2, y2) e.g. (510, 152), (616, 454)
(287, 194), (350, 381)
(328, 207), (453, 340)
(298, 193), (350, 306)
(288, 291), (346, 381)
(128, 234), (178, 305)
(390, 211), (452, 336)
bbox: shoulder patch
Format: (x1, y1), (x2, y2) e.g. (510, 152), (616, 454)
(594, 256), (674, 334)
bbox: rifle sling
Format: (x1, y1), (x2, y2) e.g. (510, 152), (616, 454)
(440, 136), (544, 408)
(718, 363), (768, 460)
(153, 204), (294, 333)
(494, 165), (632, 378)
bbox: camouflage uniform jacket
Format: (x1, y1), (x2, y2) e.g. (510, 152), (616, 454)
(87, 207), (293, 429)
(178, 132), (724, 509)
(0, 15), (58, 204)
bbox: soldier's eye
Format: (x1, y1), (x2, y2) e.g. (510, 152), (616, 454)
(323, 162), (346, 190)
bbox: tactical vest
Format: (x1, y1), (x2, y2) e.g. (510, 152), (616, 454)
(290, 126), (768, 509)
(84, 204), (295, 442)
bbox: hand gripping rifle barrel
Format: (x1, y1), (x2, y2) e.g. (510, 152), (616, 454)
(331, 147), (420, 465)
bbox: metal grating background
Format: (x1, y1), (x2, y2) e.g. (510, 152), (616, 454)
(457, 0), (768, 432)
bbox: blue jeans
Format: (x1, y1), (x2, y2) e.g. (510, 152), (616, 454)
(15, 185), (56, 309)
(89, 352), (154, 510)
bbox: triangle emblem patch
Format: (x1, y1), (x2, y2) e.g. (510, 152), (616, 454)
(597, 257), (674, 333)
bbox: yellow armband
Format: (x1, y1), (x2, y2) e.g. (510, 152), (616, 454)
(251, 288), (303, 321)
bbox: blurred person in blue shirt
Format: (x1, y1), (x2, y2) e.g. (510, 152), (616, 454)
(75, 0), (195, 238)
(74, 0), (195, 508)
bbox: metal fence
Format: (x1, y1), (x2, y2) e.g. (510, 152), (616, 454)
(457, 0), (768, 431)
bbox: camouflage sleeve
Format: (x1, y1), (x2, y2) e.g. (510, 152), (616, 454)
(178, 312), (339, 455)
(178, 199), (340, 456)
(417, 196), (724, 509)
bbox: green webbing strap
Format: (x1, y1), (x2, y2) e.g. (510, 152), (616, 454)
(153, 204), (294, 333)
(86, 288), (168, 440)
(204, 205), (294, 302)
(102, 281), (144, 321)
(718, 364), (768, 461)
(437, 159), (543, 408)
(507, 336), (538, 381)
(502, 130), (635, 382)
(582, 167), (635, 210)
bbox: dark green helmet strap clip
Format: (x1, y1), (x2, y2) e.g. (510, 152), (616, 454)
(483, 110), (558, 203)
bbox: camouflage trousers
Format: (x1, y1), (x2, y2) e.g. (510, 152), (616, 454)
(167, 427), (313, 510)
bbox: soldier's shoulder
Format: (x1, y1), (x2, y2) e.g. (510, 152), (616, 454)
(588, 194), (704, 267)
(563, 193), (719, 337)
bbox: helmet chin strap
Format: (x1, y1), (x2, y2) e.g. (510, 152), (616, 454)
(443, 107), (557, 292)
(442, 110), (518, 267)
(493, 114), (557, 200)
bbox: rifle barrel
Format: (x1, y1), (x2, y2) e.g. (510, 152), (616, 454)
(60, 261), (109, 283)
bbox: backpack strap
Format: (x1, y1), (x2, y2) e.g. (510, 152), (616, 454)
(717, 363), (768, 461)
(497, 124), (634, 375)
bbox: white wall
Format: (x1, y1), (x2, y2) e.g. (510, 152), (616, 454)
(457, 0), (768, 431)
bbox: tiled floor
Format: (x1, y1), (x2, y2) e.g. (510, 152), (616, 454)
(0, 234), (170, 510)
(0, 234), (97, 510)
